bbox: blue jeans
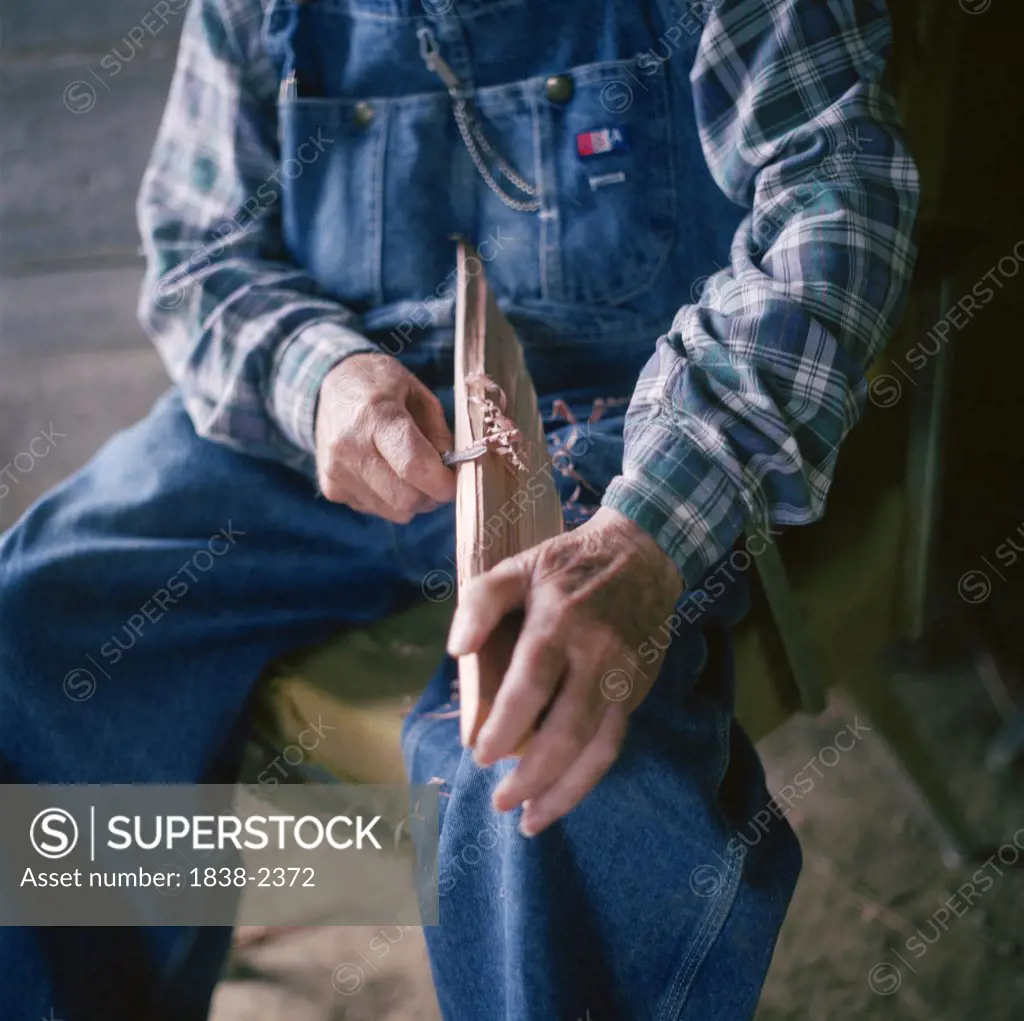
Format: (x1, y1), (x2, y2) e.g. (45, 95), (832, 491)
(0, 388), (800, 1020)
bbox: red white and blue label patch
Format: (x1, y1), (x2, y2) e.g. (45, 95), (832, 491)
(575, 126), (629, 159)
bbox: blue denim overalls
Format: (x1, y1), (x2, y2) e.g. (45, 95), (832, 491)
(261, 2), (799, 1018)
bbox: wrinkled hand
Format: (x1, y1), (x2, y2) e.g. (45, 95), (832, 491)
(316, 353), (456, 522)
(447, 506), (683, 836)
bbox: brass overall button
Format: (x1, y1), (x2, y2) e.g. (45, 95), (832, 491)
(353, 100), (376, 127)
(545, 74), (574, 104)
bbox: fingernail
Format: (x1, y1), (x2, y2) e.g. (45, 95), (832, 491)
(446, 615), (469, 656)
(474, 743), (499, 769)
(519, 815), (538, 838)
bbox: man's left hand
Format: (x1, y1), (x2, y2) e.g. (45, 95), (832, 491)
(446, 506), (683, 836)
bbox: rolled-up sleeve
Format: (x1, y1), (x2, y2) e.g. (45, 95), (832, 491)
(601, 0), (920, 586)
(137, 0), (376, 474)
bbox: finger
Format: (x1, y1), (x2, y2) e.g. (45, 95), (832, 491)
(330, 432), (421, 523)
(344, 485), (392, 520)
(519, 703), (628, 837)
(361, 450), (430, 523)
(490, 651), (607, 811)
(447, 558), (531, 657)
(375, 409), (456, 505)
(318, 461), (391, 518)
(407, 378), (455, 454)
(322, 437), (417, 521)
(336, 487), (373, 516)
(341, 481), (399, 519)
(472, 595), (569, 766)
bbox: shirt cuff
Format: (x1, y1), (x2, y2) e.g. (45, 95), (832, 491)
(269, 320), (378, 457)
(600, 424), (749, 588)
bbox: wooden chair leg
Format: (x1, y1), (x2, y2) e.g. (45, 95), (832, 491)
(750, 534), (828, 715)
(900, 277), (955, 644)
(840, 664), (977, 868)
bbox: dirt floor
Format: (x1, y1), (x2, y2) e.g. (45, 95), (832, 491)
(755, 673), (1024, 1021)
(212, 659), (1024, 1021)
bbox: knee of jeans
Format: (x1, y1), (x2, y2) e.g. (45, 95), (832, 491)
(0, 517), (80, 682)
(0, 530), (34, 655)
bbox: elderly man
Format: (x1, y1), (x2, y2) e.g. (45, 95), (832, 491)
(0, 0), (918, 1017)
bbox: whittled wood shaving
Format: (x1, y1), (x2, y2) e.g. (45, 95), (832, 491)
(465, 371), (528, 474)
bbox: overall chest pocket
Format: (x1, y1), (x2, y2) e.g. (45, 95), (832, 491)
(277, 96), (387, 310)
(539, 57), (677, 307)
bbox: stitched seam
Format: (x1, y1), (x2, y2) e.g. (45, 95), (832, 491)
(658, 842), (746, 1021)
(328, 0), (527, 23)
(530, 85), (552, 302)
(371, 102), (388, 306)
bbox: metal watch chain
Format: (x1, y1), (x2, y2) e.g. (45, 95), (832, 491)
(417, 26), (541, 213)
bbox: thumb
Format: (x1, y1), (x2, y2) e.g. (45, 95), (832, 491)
(447, 557), (532, 657)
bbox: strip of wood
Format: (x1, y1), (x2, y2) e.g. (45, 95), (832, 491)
(452, 240), (563, 748)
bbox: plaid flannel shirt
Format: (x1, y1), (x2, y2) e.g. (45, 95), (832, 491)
(138, 0), (919, 586)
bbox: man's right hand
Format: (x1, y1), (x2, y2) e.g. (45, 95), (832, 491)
(315, 353), (456, 522)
